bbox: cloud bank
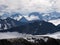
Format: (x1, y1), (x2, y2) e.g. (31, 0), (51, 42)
(0, 32), (60, 39)
(0, 0), (59, 15)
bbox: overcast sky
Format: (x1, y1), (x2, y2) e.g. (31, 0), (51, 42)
(0, 0), (60, 15)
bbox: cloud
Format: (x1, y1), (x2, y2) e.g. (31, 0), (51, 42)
(0, 32), (33, 39)
(18, 0), (53, 14)
(0, 32), (21, 39)
(0, 0), (60, 15)
(0, 32), (60, 39)
(54, 0), (60, 12)
(0, 0), (53, 14)
(0, 32), (31, 39)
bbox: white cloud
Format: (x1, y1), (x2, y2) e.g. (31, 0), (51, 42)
(19, 0), (53, 14)
(0, 0), (53, 14)
(54, 0), (60, 12)
(0, 0), (60, 15)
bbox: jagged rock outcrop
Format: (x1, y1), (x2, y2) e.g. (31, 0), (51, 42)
(0, 36), (59, 45)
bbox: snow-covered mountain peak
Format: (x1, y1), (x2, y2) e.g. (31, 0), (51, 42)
(29, 12), (43, 20)
(0, 17), (21, 30)
(10, 12), (22, 21)
(11, 15), (22, 21)
(24, 15), (40, 21)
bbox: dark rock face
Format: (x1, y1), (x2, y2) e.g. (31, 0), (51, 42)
(0, 37), (60, 45)
(0, 39), (12, 45)
(1, 20), (58, 35)
(45, 37), (59, 45)
(0, 17), (60, 35)
(0, 17), (21, 30)
(0, 19), (60, 35)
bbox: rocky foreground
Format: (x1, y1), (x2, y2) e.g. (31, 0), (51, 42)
(0, 36), (60, 45)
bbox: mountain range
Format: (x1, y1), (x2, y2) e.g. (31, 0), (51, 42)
(0, 11), (60, 35)
(0, 17), (21, 30)
(0, 17), (60, 35)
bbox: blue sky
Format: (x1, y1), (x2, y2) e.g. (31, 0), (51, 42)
(0, 0), (59, 15)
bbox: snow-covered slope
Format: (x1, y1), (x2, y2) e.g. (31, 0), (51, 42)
(29, 12), (43, 20)
(11, 16), (22, 21)
(24, 15), (40, 21)
(0, 17), (21, 30)
(42, 11), (60, 21)
(11, 12), (22, 21)
(48, 19), (60, 26)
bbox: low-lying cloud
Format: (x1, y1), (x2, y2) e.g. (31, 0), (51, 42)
(0, 32), (60, 39)
(0, 0), (59, 15)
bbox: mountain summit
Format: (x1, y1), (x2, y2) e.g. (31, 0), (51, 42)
(29, 12), (43, 20)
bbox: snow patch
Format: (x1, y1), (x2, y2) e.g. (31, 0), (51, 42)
(48, 19), (60, 26)
(24, 15), (40, 21)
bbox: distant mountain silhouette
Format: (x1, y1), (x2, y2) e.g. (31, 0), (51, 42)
(43, 11), (60, 21)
